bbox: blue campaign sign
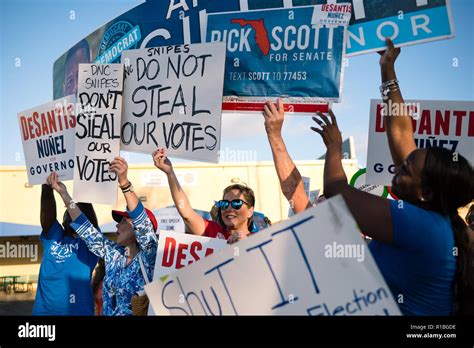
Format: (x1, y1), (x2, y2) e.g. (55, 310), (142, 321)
(53, 1), (455, 103)
(206, 5), (351, 102)
(53, 0), (333, 112)
(53, 0), (242, 100)
(291, 0), (455, 56)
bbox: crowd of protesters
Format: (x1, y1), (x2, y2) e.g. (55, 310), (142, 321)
(34, 40), (473, 316)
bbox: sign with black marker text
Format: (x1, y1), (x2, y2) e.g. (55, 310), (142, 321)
(73, 63), (123, 205)
(121, 43), (226, 163)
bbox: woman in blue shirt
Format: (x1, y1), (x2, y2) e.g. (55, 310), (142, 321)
(311, 39), (473, 315)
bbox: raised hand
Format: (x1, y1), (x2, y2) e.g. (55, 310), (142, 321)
(109, 157), (129, 187)
(263, 97), (284, 139)
(152, 148), (173, 175)
(378, 38), (401, 68)
(311, 109), (342, 150)
(47, 172), (67, 196)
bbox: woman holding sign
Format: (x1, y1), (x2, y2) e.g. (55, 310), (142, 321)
(46, 156), (158, 316)
(310, 39), (474, 315)
(153, 148), (255, 244)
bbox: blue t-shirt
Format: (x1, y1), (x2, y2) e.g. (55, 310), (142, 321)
(33, 221), (98, 315)
(369, 200), (456, 315)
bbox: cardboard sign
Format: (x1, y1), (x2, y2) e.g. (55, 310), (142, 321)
(18, 95), (76, 185)
(366, 99), (474, 185)
(154, 231), (228, 279)
(73, 64), (124, 205)
(120, 43), (226, 163)
(145, 195), (401, 315)
(207, 4), (351, 103)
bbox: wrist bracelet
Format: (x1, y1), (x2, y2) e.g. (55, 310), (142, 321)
(120, 181), (131, 190)
(380, 79), (400, 99)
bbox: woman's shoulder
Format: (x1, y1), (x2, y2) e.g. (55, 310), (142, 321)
(389, 199), (454, 249)
(389, 199), (450, 223)
(203, 219), (229, 239)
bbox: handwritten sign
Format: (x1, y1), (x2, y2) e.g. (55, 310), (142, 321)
(120, 43), (226, 162)
(73, 64), (124, 205)
(366, 99), (474, 185)
(145, 195), (401, 315)
(18, 96), (76, 185)
(154, 231), (227, 279)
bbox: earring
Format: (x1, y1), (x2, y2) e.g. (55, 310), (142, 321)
(419, 197), (426, 202)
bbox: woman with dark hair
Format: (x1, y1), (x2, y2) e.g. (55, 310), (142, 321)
(311, 39), (473, 315)
(153, 148), (255, 244)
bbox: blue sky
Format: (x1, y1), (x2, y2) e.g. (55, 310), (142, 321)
(1, 0), (473, 167)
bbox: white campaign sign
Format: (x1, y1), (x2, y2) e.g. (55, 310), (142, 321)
(156, 207), (186, 233)
(154, 231), (228, 279)
(145, 195), (402, 315)
(121, 43), (226, 163)
(18, 95), (76, 185)
(73, 64), (124, 205)
(367, 99), (474, 185)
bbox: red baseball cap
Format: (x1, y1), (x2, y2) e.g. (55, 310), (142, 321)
(112, 208), (158, 232)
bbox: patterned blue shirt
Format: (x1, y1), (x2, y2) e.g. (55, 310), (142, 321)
(71, 201), (157, 316)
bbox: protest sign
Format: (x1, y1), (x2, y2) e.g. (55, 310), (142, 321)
(154, 230), (227, 279)
(344, 0), (454, 56)
(290, 0), (454, 56)
(73, 64), (124, 205)
(145, 195), (402, 315)
(156, 207), (186, 233)
(350, 168), (388, 198)
(52, 0), (332, 112)
(207, 4), (351, 103)
(18, 95), (76, 185)
(120, 43), (226, 163)
(366, 99), (474, 185)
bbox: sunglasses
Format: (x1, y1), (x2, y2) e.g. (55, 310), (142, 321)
(215, 199), (249, 210)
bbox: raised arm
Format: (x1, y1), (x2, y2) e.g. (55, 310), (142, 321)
(40, 184), (57, 234)
(379, 38), (417, 166)
(152, 148), (205, 235)
(311, 111), (393, 244)
(109, 157), (158, 252)
(263, 98), (311, 214)
(47, 172), (119, 261)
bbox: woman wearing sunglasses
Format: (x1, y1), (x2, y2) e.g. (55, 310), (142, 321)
(311, 39), (473, 315)
(152, 148), (255, 243)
